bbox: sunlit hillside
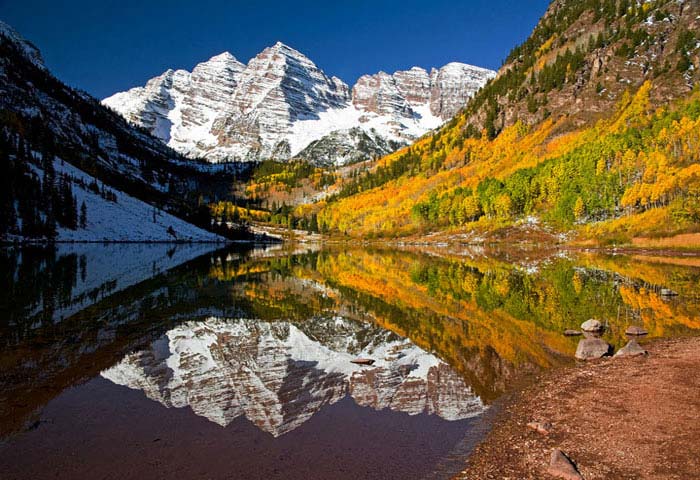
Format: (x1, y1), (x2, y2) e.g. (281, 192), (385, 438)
(278, 0), (700, 246)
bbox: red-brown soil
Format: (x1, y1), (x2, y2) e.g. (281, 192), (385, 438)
(457, 337), (700, 479)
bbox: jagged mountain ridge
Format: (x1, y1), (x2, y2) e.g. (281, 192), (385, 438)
(103, 43), (495, 165)
(102, 316), (484, 436)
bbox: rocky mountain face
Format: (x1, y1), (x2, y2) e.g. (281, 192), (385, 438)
(354, 63), (496, 120)
(461, 0), (700, 137)
(102, 316), (484, 436)
(104, 44), (495, 166)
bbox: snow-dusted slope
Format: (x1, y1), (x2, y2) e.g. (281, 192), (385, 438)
(102, 316), (485, 436)
(104, 43), (495, 166)
(53, 159), (224, 242)
(0, 21), (230, 243)
(0, 20), (45, 70)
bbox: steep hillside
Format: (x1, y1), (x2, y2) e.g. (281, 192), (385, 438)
(104, 43), (494, 166)
(299, 0), (700, 246)
(464, 0), (699, 137)
(0, 21), (237, 241)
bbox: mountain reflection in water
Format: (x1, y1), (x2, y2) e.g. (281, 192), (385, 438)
(1, 244), (700, 479)
(102, 317), (483, 436)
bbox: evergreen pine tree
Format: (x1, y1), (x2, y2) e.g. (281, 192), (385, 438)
(80, 201), (87, 229)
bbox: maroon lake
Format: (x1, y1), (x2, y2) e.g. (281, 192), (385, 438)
(1, 244), (700, 479)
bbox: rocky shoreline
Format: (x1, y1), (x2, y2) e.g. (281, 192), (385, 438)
(457, 336), (700, 479)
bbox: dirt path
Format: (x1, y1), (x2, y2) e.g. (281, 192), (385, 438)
(457, 337), (700, 479)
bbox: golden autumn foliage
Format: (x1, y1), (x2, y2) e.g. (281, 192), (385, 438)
(305, 81), (700, 244)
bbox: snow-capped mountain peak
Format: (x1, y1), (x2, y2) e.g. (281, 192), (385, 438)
(104, 44), (495, 165)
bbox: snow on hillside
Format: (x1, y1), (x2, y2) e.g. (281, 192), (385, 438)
(54, 159), (224, 242)
(287, 103), (443, 156)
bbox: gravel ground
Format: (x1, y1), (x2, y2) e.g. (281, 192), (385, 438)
(457, 337), (700, 479)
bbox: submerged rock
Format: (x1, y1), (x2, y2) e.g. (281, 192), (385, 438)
(564, 329), (582, 336)
(581, 319), (604, 332)
(625, 325), (648, 336)
(575, 337), (612, 360)
(615, 340), (648, 358)
(547, 449), (583, 480)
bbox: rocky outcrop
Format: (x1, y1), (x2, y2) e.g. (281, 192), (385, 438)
(461, 0), (700, 137)
(104, 43), (495, 165)
(101, 316), (484, 436)
(293, 127), (401, 167)
(354, 63), (496, 120)
(428, 62), (494, 118)
(352, 72), (414, 117)
(393, 67), (432, 106)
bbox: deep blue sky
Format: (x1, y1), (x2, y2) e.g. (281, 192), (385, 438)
(1, 0), (549, 99)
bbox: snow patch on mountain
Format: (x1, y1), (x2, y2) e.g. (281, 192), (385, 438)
(54, 159), (224, 242)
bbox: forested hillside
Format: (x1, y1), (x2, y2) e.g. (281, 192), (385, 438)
(296, 0), (700, 245)
(0, 22), (246, 241)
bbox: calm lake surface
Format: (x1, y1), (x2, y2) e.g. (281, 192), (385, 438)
(1, 243), (700, 479)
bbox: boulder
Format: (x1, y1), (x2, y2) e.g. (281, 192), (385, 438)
(581, 319), (604, 332)
(547, 449), (583, 480)
(575, 337), (612, 360)
(564, 329), (582, 336)
(615, 340), (648, 358)
(625, 325), (648, 336)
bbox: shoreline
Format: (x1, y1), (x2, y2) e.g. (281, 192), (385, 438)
(456, 336), (700, 479)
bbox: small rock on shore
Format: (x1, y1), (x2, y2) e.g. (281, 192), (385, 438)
(615, 339), (647, 358)
(625, 325), (648, 336)
(581, 319), (604, 332)
(575, 337), (612, 360)
(547, 449), (583, 480)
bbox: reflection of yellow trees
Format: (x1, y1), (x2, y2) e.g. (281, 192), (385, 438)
(314, 249), (700, 361)
(579, 253), (700, 297)
(462, 271), (479, 295)
(205, 249), (700, 401)
(315, 250), (574, 371)
(209, 263), (269, 281)
(618, 285), (700, 335)
(572, 271), (583, 294)
(578, 252), (700, 336)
